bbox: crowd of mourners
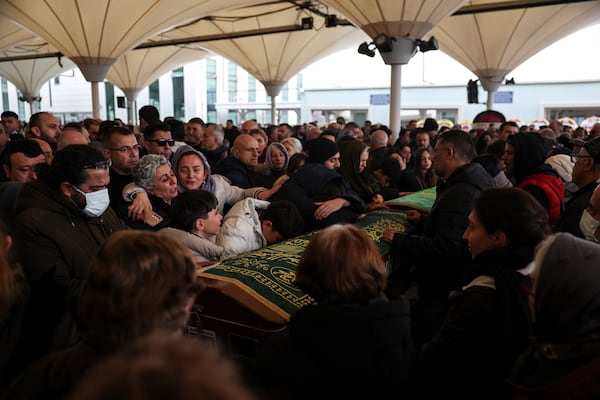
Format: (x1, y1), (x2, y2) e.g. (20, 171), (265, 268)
(0, 106), (599, 399)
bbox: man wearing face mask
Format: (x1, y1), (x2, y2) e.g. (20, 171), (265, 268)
(11, 144), (128, 374)
(580, 184), (600, 242)
(555, 137), (600, 238)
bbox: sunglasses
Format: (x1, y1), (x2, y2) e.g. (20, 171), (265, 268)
(147, 138), (175, 146)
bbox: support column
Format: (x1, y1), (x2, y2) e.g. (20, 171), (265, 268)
(91, 81), (100, 119)
(389, 64), (402, 144)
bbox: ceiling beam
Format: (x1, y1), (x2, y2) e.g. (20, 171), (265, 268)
(453, 0), (597, 15)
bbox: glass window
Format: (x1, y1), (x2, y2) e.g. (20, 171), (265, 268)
(172, 67), (185, 120)
(149, 80), (160, 109)
(104, 81), (115, 120)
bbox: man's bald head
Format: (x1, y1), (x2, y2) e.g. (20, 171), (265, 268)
(370, 130), (389, 149)
(241, 120), (259, 134)
(232, 133), (259, 167)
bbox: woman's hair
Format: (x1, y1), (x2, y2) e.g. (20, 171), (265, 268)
(249, 128), (268, 144)
(264, 142), (289, 171)
(294, 224), (387, 305)
(339, 139), (373, 197)
(473, 188), (551, 247)
(286, 152), (307, 178)
(412, 146), (438, 189)
(280, 137), (303, 155)
(132, 154), (169, 190)
(169, 190), (218, 231)
(80, 230), (200, 346)
(71, 332), (256, 400)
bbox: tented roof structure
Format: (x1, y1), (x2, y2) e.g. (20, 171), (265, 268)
(318, 0), (469, 139)
(0, 41), (74, 112)
(144, 1), (367, 124)
(0, 0), (257, 116)
(0, 15), (36, 51)
(106, 45), (212, 122)
(0, 0), (598, 126)
(433, 0), (600, 108)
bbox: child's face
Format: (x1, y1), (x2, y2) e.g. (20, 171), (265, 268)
(202, 208), (222, 236)
(261, 221), (284, 244)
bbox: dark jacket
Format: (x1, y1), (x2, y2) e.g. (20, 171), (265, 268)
(201, 145), (228, 169)
(2, 332), (113, 400)
(0, 264), (30, 390)
(212, 156), (255, 188)
(553, 181), (598, 238)
(390, 162), (494, 298)
(419, 246), (533, 400)
(389, 162), (493, 346)
(121, 194), (171, 231)
(253, 295), (415, 400)
(12, 181), (127, 370)
(273, 163), (366, 232)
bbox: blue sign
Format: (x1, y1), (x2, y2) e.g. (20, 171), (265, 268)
(494, 91), (513, 104)
(370, 94), (390, 105)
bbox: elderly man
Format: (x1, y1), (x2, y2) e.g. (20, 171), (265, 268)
(201, 123), (228, 168)
(555, 137), (600, 238)
(212, 133), (260, 188)
(184, 117), (205, 149)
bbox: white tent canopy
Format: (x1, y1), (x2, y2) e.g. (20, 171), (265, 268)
(0, 0), (256, 117)
(0, 41), (74, 113)
(149, 1), (367, 124)
(319, 0), (468, 140)
(106, 46), (212, 123)
(433, 0), (600, 108)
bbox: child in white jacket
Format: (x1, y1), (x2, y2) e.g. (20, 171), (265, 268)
(216, 198), (304, 259)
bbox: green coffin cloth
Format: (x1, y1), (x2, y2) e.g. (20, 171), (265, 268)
(198, 208), (414, 323)
(384, 187), (436, 213)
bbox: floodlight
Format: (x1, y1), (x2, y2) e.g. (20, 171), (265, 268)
(373, 34), (394, 53)
(505, 77), (515, 85)
(301, 17), (313, 29)
(357, 41), (376, 58)
(417, 36), (439, 53)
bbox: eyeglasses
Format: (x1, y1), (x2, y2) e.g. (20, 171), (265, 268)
(570, 154), (593, 163)
(81, 159), (112, 170)
(105, 145), (142, 153)
(146, 138), (175, 147)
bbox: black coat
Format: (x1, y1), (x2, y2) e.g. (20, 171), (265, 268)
(419, 246), (533, 400)
(212, 156), (255, 189)
(253, 295), (416, 400)
(554, 181), (598, 238)
(12, 181), (127, 371)
(273, 163), (366, 232)
(390, 163), (494, 298)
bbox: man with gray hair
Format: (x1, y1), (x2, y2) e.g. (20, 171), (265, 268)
(201, 123), (228, 168)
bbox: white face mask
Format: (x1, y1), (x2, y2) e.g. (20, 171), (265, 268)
(579, 208), (600, 242)
(72, 186), (110, 217)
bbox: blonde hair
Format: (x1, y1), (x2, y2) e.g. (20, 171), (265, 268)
(294, 224), (386, 304)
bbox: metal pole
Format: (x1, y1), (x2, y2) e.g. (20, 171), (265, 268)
(389, 64), (402, 144)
